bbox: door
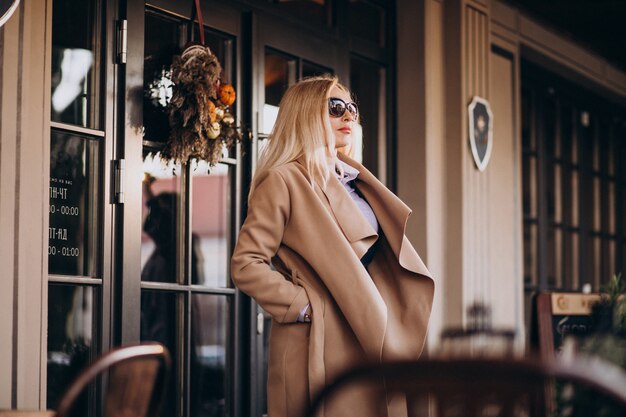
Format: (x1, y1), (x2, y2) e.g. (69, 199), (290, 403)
(47, 0), (116, 414)
(122, 1), (247, 416)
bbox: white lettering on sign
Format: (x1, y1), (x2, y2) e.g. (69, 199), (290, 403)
(48, 227), (68, 241)
(49, 186), (68, 200)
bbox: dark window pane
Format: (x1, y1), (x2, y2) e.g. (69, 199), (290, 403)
(144, 12), (182, 145)
(141, 290), (180, 417)
(265, 50), (295, 107)
(191, 163), (231, 287)
(521, 87), (534, 151)
(191, 294), (231, 417)
(47, 284), (99, 410)
(51, 0), (100, 128)
(49, 131), (100, 277)
(302, 60), (332, 79)
(560, 102), (574, 164)
(351, 56), (385, 177)
(349, 0), (385, 47)
(272, 0), (330, 27)
(523, 223), (537, 287)
(263, 49), (296, 135)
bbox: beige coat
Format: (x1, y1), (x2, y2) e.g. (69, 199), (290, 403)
(231, 153), (435, 417)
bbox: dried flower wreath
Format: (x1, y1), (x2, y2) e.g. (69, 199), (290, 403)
(159, 44), (242, 166)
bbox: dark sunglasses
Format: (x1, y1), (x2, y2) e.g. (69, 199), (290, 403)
(328, 97), (358, 119)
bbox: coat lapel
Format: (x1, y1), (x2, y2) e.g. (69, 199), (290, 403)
(315, 168), (379, 260)
(338, 153), (433, 279)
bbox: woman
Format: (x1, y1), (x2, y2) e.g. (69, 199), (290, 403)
(231, 75), (434, 417)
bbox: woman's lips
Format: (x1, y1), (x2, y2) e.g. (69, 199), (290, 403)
(339, 127), (352, 134)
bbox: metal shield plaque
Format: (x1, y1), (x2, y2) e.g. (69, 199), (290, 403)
(0, 0), (19, 27)
(468, 96), (493, 172)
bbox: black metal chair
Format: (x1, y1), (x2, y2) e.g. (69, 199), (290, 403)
(54, 343), (171, 417)
(306, 356), (626, 417)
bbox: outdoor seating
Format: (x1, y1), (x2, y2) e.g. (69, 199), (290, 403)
(306, 356), (626, 417)
(54, 343), (170, 417)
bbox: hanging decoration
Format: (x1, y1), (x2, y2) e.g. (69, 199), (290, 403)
(149, 0), (243, 167)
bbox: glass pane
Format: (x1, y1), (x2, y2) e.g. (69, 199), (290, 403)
(263, 49), (296, 135)
(522, 156), (537, 218)
(547, 226), (556, 288)
(144, 12), (182, 145)
(141, 290), (180, 417)
(302, 60), (332, 79)
(593, 176), (601, 232)
(563, 230), (573, 289)
(608, 181), (615, 234)
(606, 121), (615, 177)
(47, 284), (99, 410)
(571, 233), (579, 289)
(272, 0), (330, 27)
(553, 163), (562, 223)
(191, 162), (231, 287)
(51, 0), (99, 128)
(593, 237), (601, 289)
(554, 228), (563, 288)
(350, 56), (384, 173)
(608, 240), (616, 280)
(521, 87), (534, 151)
(49, 130), (100, 277)
(523, 223), (537, 287)
(546, 162), (556, 221)
(190, 294), (231, 417)
(349, 0), (385, 46)
(199, 30), (237, 159)
(570, 170), (579, 227)
(561, 102), (574, 163)
(141, 154), (183, 284)
(543, 95), (556, 160)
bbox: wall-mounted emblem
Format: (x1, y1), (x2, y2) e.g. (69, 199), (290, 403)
(468, 96), (493, 172)
(0, 0), (19, 27)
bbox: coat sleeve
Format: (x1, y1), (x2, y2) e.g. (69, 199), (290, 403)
(230, 169), (310, 323)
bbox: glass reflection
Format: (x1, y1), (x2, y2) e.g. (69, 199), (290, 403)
(141, 154), (182, 284)
(51, 0), (98, 128)
(144, 12), (181, 144)
(191, 162), (230, 287)
(263, 50), (295, 135)
(191, 294), (230, 417)
(141, 290), (179, 417)
(350, 56), (383, 169)
(47, 284), (97, 411)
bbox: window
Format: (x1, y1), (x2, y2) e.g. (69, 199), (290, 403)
(140, 8), (239, 416)
(522, 61), (626, 308)
(47, 0), (104, 413)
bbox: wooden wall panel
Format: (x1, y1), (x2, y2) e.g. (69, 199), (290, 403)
(0, 0), (51, 409)
(462, 3), (491, 317)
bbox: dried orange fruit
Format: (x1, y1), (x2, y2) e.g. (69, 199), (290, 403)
(218, 84), (236, 106)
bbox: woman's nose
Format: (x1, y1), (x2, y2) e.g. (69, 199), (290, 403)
(342, 110), (354, 122)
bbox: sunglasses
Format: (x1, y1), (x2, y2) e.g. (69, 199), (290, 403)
(328, 97), (359, 119)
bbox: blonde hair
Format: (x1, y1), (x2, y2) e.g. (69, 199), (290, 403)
(252, 75), (354, 193)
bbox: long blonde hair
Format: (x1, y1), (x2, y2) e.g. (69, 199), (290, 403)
(252, 75), (353, 193)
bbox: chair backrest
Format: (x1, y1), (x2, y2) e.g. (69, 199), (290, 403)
(55, 343), (171, 417)
(305, 357), (626, 417)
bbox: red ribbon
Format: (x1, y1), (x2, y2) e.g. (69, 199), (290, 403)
(194, 0), (205, 45)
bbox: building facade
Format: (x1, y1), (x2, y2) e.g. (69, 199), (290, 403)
(1, 0), (625, 415)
